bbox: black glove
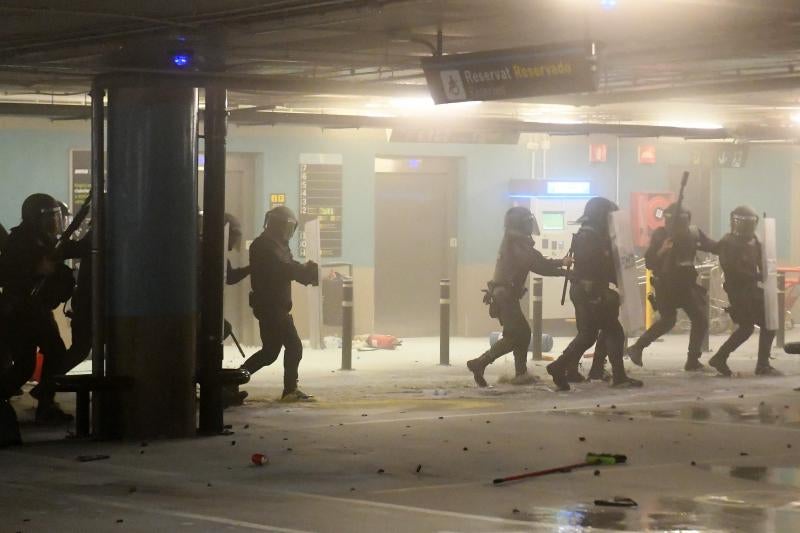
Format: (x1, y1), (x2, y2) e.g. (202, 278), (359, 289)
(305, 261), (320, 287)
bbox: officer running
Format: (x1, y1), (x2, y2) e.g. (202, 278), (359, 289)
(236, 206), (318, 402)
(626, 203), (717, 371)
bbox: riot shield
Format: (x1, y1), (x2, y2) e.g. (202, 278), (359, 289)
(304, 217), (323, 349)
(609, 210), (645, 335)
(759, 217), (779, 330)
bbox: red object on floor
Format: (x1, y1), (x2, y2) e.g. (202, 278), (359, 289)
(366, 334), (402, 350)
(32, 350), (44, 383)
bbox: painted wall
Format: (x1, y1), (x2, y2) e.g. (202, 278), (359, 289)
(1, 118), (798, 336)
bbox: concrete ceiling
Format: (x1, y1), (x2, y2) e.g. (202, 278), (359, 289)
(2, 0), (800, 140)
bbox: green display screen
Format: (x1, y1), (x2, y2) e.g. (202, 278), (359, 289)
(542, 211), (565, 231)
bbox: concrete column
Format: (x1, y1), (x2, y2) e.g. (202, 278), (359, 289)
(106, 84), (199, 439)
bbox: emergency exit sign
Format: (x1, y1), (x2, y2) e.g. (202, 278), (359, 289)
(421, 41), (597, 104)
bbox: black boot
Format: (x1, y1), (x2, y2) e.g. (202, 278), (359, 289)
(684, 352), (705, 372)
(508, 372), (538, 385)
(626, 343), (644, 367)
(755, 357), (783, 376)
(466, 352), (492, 388)
(708, 353), (732, 377)
(611, 376), (644, 388)
(566, 368), (586, 383)
(588, 367), (611, 382)
(1, 400), (22, 447)
(546, 360), (570, 391)
(222, 385), (248, 408)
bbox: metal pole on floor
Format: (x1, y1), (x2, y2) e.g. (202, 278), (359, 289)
(440, 279), (450, 366)
(700, 271), (711, 352)
(531, 277), (543, 360)
(341, 278), (354, 370)
(777, 272), (786, 349)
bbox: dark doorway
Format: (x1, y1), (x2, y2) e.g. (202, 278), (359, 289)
(374, 157), (458, 337)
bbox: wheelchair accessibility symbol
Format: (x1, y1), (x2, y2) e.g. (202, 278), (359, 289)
(440, 70), (467, 102)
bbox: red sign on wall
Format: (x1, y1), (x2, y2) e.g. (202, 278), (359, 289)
(638, 145), (656, 164)
(589, 143), (607, 163)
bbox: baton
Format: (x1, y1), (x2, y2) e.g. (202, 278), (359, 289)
(493, 453), (627, 484)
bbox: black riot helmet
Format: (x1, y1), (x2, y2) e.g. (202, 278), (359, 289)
(504, 206), (540, 236)
(264, 205), (298, 242)
(730, 205), (759, 238)
(664, 203), (691, 232)
(21, 193), (64, 238)
(577, 196), (618, 228)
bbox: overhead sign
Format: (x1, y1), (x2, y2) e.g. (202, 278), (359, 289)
(422, 42), (597, 104)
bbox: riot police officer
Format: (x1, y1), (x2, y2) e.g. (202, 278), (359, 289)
(237, 206), (318, 401)
(708, 206), (780, 376)
(626, 203), (717, 371)
(546, 197), (643, 391)
(467, 206), (570, 387)
(0, 193), (77, 431)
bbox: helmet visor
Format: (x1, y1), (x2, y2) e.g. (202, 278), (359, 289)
(284, 218), (298, 241)
(527, 215), (540, 236)
(732, 213), (758, 237)
(41, 206), (65, 237)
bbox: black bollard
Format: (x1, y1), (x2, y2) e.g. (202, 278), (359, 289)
(700, 271), (711, 352)
(341, 278), (354, 370)
(777, 272), (786, 349)
(440, 279), (450, 366)
(531, 277), (543, 360)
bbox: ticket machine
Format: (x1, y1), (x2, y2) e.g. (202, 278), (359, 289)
(510, 179), (592, 320)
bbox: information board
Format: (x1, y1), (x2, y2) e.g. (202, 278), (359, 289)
(298, 155), (343, 258)
(70, 150), (92, 212)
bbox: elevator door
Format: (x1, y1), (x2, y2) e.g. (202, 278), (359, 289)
(374, 168), (457, 337)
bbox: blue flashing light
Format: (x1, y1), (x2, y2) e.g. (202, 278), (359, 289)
(601, 0), (617, 10)
(172, 53), (191, 68)
(408, 158), (422, 169)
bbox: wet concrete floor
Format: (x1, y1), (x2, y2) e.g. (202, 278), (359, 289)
(3, 336), (800, 532)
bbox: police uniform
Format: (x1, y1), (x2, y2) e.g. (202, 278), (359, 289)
(240, 207), (318, 400)
(709, 206), (779, 376)
(627, 206), (717, 371)
(0, 194), (77, 426)
(467, 207), (566, 387)
(546, 197), (642, 391)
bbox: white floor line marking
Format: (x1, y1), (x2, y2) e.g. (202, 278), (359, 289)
(71, 496), (316, 533)
(2, 479), (571, 531)
(4, 481), (313, 533)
